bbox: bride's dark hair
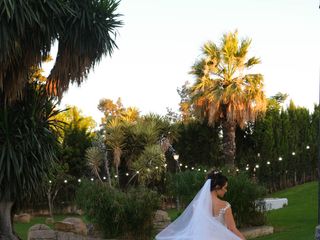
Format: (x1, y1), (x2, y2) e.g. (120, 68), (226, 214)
(207, 170), (228, 192)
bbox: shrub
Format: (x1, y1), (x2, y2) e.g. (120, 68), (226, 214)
(76, 181), (160, 239)
(224, 173), (267, 227)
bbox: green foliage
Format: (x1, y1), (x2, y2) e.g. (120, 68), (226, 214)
(175, 120), (221, 167)
(130, 144), (166, 185)
(76, 181), (160, 239)
(0, 83), (60, 202)
(58, 107), (95, 178)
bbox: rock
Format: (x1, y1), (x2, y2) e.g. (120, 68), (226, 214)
(54, 221), (75, 232)
(62, 217), (88, 236)
(154, 210), (170, 222)
(16, 213), (31, 223)
(45, 218), (55, 225)
(28, 224), (56, 240)
(56, 231), (85, 240)
(153, 210), (171, 232)
(241, 225), (274, 239)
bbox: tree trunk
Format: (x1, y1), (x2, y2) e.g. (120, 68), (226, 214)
(0, 201), (18, 240)
(104, 152), (112, 187)
(48, 193), (53, 218)
(222, 120), (236, 167)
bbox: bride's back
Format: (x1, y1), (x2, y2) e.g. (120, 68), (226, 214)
(212, 197), (229, 217)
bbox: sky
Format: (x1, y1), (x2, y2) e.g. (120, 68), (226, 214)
(44, 0), (320, 124)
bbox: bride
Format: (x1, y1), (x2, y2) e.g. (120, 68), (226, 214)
(155, 171), (246, 240)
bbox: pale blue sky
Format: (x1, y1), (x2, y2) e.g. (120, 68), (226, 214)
(45, 0), (320, 123)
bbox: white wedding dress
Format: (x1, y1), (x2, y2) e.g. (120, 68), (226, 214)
(155, 180), (241, 240)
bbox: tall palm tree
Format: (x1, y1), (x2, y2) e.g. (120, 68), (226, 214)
(0, 0), (122, 101)
(189, 31), (266, 167)
(0, 83), (61, 239)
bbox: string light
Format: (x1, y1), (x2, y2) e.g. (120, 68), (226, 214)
(90, 178), (94, 181)
(51, 146), (312, 186)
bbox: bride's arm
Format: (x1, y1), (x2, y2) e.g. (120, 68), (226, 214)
(224, 207), (246, 240)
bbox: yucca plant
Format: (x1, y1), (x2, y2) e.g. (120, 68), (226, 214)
(0, 83), (61, 239)
(0, 0), (122, 101)
(85, 146), (104, 183)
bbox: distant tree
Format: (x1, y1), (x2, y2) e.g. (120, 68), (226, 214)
(43, 162), (72, 217)
(98, 98), (140, 124)
(57, 106), (96, 178)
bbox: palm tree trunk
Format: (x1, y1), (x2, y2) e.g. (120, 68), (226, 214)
(222, 120), (236, 167)
(0, 201), (19, 240)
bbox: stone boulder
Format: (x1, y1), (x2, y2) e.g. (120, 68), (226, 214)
(241, 225), (274, 239)
(15, 213), (31, 223)
(28, 224), (56, 240)
(54, 221), (75, 233)
(153, 210), (171, 232)
(61, 217), (87, 236)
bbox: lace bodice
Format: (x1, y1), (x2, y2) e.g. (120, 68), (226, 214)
(213, 202), (231, 225)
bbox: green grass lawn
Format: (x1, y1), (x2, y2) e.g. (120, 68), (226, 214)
(14, 214), (83, 240)
(254, 181), (317, 240)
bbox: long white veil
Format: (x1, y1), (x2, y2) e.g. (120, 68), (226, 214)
(155, 180), (241, 240)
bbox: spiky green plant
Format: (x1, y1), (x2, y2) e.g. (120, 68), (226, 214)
(0, 83), (61, 239)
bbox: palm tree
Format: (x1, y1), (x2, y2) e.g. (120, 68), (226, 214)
(189, 31), (266, 167)
(0, 83), (61, 239)
(0, 0), (122, 101)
